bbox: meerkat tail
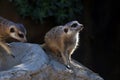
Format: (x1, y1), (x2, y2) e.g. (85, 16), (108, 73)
(0, 42), (12, 55)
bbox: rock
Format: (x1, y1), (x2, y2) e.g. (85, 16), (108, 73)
(0, 42), (104, 80)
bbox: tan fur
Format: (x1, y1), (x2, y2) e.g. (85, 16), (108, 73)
(42, 21), (83, 67)
(0, 16), (27, 57)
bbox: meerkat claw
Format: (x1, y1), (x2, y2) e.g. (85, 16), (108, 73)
(11, 54), (15, 58)
(7, 43), (11, 47)
(66, 65), (71, 69)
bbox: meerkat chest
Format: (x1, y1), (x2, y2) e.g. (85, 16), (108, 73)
(64, 33), (79, 48)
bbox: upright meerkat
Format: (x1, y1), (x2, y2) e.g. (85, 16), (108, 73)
(0, 16), (27, 57)
(43, 21), (83, 68)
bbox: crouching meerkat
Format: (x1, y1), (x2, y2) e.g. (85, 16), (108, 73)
(0, 16), (27, 57)
(42, 21), (83, 68)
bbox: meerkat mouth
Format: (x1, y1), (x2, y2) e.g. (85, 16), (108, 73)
(79, 25), (84, 31)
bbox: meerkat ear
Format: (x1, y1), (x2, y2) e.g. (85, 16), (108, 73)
(64, 28), (68, 33)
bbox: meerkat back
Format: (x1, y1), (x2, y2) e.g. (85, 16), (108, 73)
(44, 26), (65, 54)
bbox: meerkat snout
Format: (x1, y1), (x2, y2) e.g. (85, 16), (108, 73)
(79, 23), (84, 30)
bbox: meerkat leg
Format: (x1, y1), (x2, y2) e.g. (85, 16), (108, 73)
(0, 42), (11, 54)
(67, 49), (75, 68)
(65, 51), (71, 68)
(0, 42), (14, 57)
(60, 52), (68, 67)
(60, 50), (71, 69)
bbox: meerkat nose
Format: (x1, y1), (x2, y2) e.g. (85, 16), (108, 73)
(79, 24), (84, 31)
(80, 24), (84, 28)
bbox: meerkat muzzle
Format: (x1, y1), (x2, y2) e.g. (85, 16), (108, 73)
(79, 24), (84, 31)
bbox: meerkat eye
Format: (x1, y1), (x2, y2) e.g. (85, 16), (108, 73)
(10, 27), (15, 33)
(71, 23), (78, 28)
(18, 33), (24, 38)
(64, 28), (68, 33)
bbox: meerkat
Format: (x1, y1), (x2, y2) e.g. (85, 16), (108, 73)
(0, 16), (27, 57)
(42, 21), (83, 68)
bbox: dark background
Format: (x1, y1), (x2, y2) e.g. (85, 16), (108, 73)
(0, 0), (120, 80)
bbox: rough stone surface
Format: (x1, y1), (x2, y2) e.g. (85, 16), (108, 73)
(0, 42), (104, 80)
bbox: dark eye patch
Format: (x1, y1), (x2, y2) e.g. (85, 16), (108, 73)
(64, 28), (68, 33)
(18, 33), (24, 38)
(71, 23), (78, 28)
(10, 28), (15, 33)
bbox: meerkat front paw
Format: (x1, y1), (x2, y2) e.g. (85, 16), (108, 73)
(11, 54), (15, 58)
(65, 65), (71, 69)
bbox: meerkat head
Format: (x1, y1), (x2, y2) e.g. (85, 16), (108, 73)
(63, 21), (84, 35)
(8, 24), (27, 42)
